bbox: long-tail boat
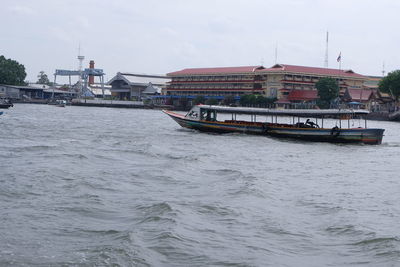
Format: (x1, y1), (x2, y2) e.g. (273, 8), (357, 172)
(163, 105), (385, 145)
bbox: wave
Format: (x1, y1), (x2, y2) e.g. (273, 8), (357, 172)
(353, 237), (399, 246)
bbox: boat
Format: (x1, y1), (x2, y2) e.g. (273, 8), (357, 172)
(388, 110), (400, 121)
(163, 105), (385, 145)
(55, 100), (67, 107)
(0, 98), (13, 109)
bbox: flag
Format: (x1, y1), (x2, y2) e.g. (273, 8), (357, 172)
(337, 52), (341, 62)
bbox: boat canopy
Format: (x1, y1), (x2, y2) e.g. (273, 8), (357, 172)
(197, 105), (369, 117)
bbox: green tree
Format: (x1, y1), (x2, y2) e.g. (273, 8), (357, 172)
(315, 77), (339, 108)
(37, 71), (50, 85)
(0, 55), (27, 85)
(240, 94), (257, 107)
(239, 95), (249, 106)
(179, 96), (189, 109)
(255, 95), (267, 107)
(193, 95), (206, 105)
(379, 70), (400, 101)
(266, 97), (277, 104)
(222, 95), (236, 106)
(205, 98), (218, 105)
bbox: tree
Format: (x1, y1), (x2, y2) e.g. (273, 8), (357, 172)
(179, 96), (189, 109)
(205, 98), (218, 105)
(37, 71), (50, 85)
(379, 70), (400, 101)
(255, 95), (267, 107)
(239, 94), (257, 107)
(315, 77), (339, 108)
(222, 95), (236, 106)
(193, 95), (206, 105)
(0, 55), (26, 85)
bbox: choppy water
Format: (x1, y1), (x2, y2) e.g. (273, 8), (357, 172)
(1, 104), (400, 266)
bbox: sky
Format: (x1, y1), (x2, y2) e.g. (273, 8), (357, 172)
(1, 0), (399, 84)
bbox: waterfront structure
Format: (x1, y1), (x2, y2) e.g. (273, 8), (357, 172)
(108, 73), (169, 100)
(87, 83), (112, 98)
(165, 64), (367, 105)
(0, 84), (20, 99)
(54, 61), (105, 98)
(0, 84), (76, 100)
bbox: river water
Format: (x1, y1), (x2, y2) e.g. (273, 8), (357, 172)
(1, 104), (400, 266)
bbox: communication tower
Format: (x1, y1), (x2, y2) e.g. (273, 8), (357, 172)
(324, 31), (329, 68)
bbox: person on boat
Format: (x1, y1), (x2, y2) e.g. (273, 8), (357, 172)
(305, 119), (319, 128)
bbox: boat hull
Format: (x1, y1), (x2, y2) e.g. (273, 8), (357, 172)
(388, 110), (400, 121)
(163, 110), (384, 145)
(0, 104), (13, 109)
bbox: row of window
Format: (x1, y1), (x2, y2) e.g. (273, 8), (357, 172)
(168, 91), (247, 96)
(172, 75), (256, 81)
(168, 84), (256, 89)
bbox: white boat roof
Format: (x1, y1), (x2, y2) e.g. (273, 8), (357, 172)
(197, 105), (369, 116)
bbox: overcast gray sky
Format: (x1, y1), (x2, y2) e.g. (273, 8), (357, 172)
(1, 0), (399, 83)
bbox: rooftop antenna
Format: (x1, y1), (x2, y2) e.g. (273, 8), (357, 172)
(382, 61), (385, 77)
(324, 31), (329, 68)
(261, 57), (264, 66)
(274, 42), (278, 64)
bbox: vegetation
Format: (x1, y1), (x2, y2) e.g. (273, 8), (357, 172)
(222, 95), (236, 106)
(36, 71), (51, 85)
(315, 77), (339, 108)
(193, 95), (206, 105)
(240, 94), (277, 107)
(205, 98), (218, 105)
(0, 55), (27, 85)
(379, 70), (400, 101)
(179, 96), (190, 109)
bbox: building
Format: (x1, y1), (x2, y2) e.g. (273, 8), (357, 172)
(86, 83), (112, 98)
(0, 84), (20, 99)
(108, 72), (169, 100)
(166, 66), (266, 97)
(165, 64), (367, 105)
(0, 84), (76, 100)
(264, 64), (366, 101)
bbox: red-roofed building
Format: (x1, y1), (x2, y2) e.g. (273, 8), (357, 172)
(165, 63), (367, 104)
(262, 64), (366, 101)
(344, 88), (374, 102)
(165, 66), (266, 98)
(287, 90), (318, 102)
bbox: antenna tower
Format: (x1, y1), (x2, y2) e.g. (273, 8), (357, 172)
(382, 61), (385, 77)
(324, 31), (329, 68)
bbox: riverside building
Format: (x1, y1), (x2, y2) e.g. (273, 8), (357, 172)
(165, 64), (367, 105)
(108, 72), (169, 100)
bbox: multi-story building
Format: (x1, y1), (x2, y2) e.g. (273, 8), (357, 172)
(165, 64), (367, 104)
(165, 66), (266, 98)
